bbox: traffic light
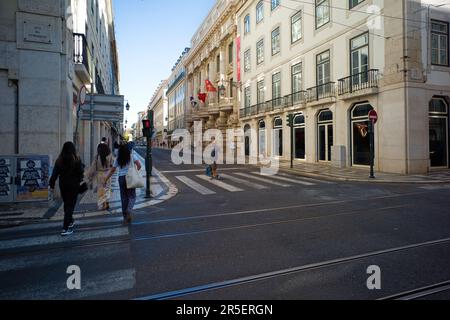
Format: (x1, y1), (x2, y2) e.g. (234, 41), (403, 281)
(142, 119), (152, 138)
(287, 114), (294, 127)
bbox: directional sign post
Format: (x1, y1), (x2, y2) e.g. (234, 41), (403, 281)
(368, 110), (378, 179)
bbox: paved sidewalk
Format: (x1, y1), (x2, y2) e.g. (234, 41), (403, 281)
(0, 151), (178, 228)
(277, 160), (450, 184)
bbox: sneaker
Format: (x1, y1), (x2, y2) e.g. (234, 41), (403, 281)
(68, 222), (75, 229)
(61, 228), (74, 236)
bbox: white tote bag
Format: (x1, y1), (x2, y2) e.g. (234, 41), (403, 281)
(125, 162), (145, 189)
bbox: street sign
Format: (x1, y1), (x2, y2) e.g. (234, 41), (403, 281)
(79, 86), (87, 105)
(369, 110), (378, 124)
(79, 94), (125, 122)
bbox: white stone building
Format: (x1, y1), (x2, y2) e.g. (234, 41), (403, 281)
(237, 0), (450, 174)
(0, 0), (121, 168)
(149, 80), (169, 147)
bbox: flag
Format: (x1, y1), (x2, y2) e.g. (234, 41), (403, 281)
(205, 80), (217, 92)
(198, 93), (207, 103)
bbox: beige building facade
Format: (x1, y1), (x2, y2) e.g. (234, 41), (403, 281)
(149, 80), (168, 147)
(184, 0), (241, 150)
(236, 0), (450, 174)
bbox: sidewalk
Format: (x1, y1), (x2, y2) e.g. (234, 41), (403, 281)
(0, 151), (178, 228)
(277, 160), (450, 184)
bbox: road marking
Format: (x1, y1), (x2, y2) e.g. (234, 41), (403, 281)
(277, 172), (335, 184)
(0, 227), (129, 251)
(175, 176), (216, 195)
(0, 269), (135, 300)
(162, 168), (245, 174)
(136, 236), (450, 300)
(234, 172), (291, 187)
(253, 172), (315, 186)
(419, 184), (450, 191)
(220, 174), (268, 190)
(196, 175), (244, 193)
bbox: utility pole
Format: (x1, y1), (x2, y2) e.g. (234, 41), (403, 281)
(142, 110), (154, 199)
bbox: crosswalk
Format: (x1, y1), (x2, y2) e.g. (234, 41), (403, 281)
(0, 215), (135, 300)
(174, 171), (332, 196)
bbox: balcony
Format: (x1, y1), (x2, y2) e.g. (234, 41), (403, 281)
(73, 33), (92, 84)
(284, 91), (307, 108)
(338, 69), (379, 99)
(307, 82), (336, 103)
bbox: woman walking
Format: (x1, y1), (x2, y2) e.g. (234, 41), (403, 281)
(104, 144), (141, 224)
(87, 143), (114, 211)
(49, 142), (84, 236)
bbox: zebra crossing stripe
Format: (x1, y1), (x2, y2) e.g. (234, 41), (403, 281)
(196, 175), (244, 193)
(234, 172), (291, 187)
(277, 172), (335, 184)
(220, 174), (268, 190)
(252, 172), (315, 186)
(176, 176), (216, 195)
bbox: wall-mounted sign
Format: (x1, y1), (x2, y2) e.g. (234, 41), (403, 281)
(23, 21), (52, 44)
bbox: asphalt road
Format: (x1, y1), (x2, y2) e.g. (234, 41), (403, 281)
(1, 148), (450, 300)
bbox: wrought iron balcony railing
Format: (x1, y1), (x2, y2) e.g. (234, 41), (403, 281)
(307, 82), (336, 102)
(284, 91), (307, 107)
(338, 69), (379, 95)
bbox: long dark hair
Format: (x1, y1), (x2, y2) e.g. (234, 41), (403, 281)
(97, 143), (111, 168)
(117, 144), (131, 168)
(57, 142), (79, 170)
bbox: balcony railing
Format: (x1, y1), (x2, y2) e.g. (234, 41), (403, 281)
(73, 33), (91, 75)
(266, 97), (283, 112)
(257, 102), (268, 114)
(284, 91), (307, 107)
(338, 69), (379, 95)
(307, 82), (336, 102)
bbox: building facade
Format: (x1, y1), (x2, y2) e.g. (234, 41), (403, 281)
(184, 0), (241, 150)
(167, 48), (190, 147)
(0, 0), (121, 167)
(236, 0), (450, 174)
(149, 80), (168, 147)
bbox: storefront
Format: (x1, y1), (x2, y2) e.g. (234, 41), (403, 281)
(429, 97), (449, 168)
(273, 117), (283, 157)
(317, 109), (334, 162)
(351, 103), (374, 166)
(294, 114), (306, 160)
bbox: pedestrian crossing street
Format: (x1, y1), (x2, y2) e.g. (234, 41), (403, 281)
(174, 171), (333, 196)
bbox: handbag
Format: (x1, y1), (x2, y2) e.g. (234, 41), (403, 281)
(78, 180), (88, 195)
(125, 162), (145, 189)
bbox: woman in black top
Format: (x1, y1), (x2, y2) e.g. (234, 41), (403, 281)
(49, 142), (84, 236)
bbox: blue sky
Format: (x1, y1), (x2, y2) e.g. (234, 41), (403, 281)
(114, 0), (216, 124)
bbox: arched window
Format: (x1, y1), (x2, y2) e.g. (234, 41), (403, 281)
(293, 113), (306, 159)
(259, 120), (266, 156)
(351, 103), (374, 166)
(429, 98), (449, 168)
(273, 117), (283, 156)
(318, 110), (333, 162)
(259, 120), (266, 129)
(294, 114), (305, 126)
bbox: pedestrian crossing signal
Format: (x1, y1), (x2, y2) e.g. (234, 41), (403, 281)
(142, 119), (153, 137)
(287, 114), (294, 127)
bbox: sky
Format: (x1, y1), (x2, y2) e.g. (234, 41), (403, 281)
(114, 0), (216, 125)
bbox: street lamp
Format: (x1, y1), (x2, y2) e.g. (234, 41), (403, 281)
(125, 102), (130, 111)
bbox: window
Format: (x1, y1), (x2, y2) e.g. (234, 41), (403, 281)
(429, 98), (449, 167)
(291, 11), (302, 44)
(292, 63), (302, 103)
(294, 114), (306, 160)
(257, 80), (265, 104)
(316, 50), (330, 86)
(244, 49), (251, 72)
(431, 20), (449, 66)
(271, 27), (281, 56)
(351, 103), (374, 166)
(316, 0), (330, 29)
(273, 118), (283, 157)
(244, 15), (251, 34)
(349, 0), (365, 9)
(271, 0), (280, 11)
(257, 39), (264, 65)
(272, 72), (281, 104)
(216, 54), (220, 73)
(228, 42), (234, 64)
(351, 33), (369, 85)
(318, 110), (334, 162)
(244, 86), (251, 108)
(256, 1), (264, 23)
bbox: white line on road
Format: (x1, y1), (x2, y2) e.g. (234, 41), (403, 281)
(234, 172), (291, 187)
(0, 227), (129, 251)
(220, 174), (268, 190)
(252, 172), (315, 186)
(161, 168), (246, 174)
(196, 175), (244, 193)
(175, 176), (216, 195)
(277, 172), (335, 184)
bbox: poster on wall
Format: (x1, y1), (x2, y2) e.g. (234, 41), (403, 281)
(0, 158), (12, 201)
(16, 156), (51, 202)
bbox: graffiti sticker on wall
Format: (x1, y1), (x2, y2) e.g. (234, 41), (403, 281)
(16, 156), (50, 202)
(0, 158), (11, 197)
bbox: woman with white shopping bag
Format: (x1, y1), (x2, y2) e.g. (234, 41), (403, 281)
(104, 144), (142, 224)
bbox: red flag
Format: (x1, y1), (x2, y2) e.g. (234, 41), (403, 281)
(198, 93), (207, 103)
(205, 80), (217, 92)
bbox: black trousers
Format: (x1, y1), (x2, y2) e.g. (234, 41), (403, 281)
(60, 188), (78, 229)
